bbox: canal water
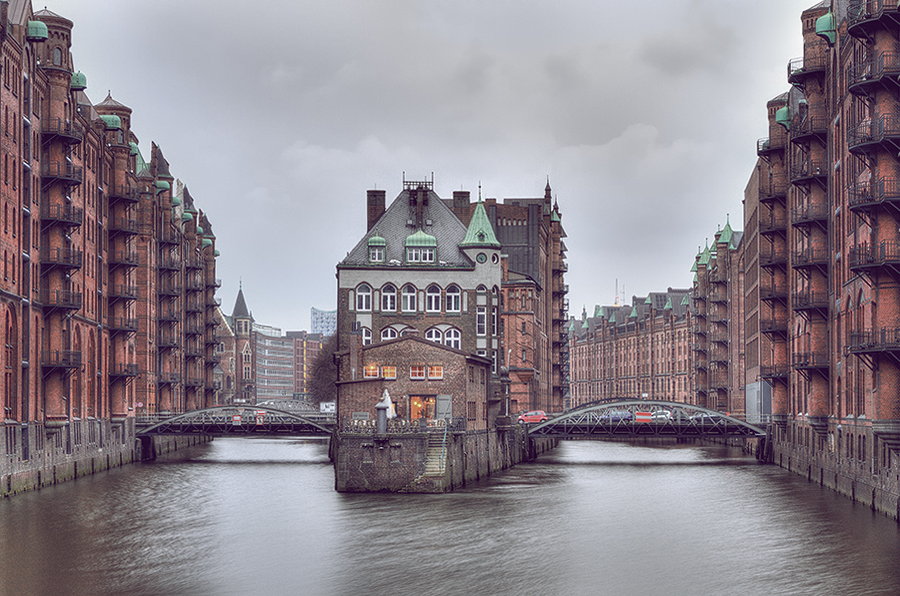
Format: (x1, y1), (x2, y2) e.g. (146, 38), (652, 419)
(1, 439), (899, 596)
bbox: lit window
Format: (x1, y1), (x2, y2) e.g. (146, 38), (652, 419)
(425, 328), (442, 343)
(381, 327), (398, 342)
(410, 365), (425, 380)
(402, 284), (417, 312)
(381, 284), (396, 311)
(426, 285), (441, 313)
(382, 366), (397, 379)
(444, 328), (461, 350)
(356, 284), (372, 311)
(445, 285), (461, 312)
(427, 365), (443, 380)
(363, 364), (379, 378)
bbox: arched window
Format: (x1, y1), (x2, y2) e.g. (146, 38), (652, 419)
(425, 328), (442, 343)
(381, 327), (398, 342)
(426, 284), (441, 313)
(446, 284), (461, 312)
(362, 327), (372, 346)
(401, 284), (417, 312)
(444, 328), (461, 350)
(381, 284), (396, 312)
(53, 47), (62, 66)
(356, 283), (372, 311)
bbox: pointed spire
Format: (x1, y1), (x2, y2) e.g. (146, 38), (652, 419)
(460, 198), (500, 249)
(232, 285), (253, 320)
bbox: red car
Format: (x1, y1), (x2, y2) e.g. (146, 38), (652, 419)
(517, 410), (548, 424)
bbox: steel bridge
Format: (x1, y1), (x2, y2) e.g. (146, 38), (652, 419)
(136, 405), (335, 438)
(525, 400), (766, 439)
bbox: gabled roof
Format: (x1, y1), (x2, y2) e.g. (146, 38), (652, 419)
(340, 188), (471, 268)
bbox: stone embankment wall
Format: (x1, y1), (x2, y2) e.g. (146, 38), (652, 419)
(1, 419), (208, 497)
(333, 425), (556, 493)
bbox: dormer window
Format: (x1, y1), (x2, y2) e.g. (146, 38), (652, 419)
(404, 230), (436, 263)
(367, 233), (386, 263)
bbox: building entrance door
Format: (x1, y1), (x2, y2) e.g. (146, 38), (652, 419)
(410, 395), (435, 420)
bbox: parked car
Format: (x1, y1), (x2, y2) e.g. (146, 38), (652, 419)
(690, 413), (718, 424)
(651, 410), (672, 422)
(599, 410), (633, 422)
(517, 410), (548, 424)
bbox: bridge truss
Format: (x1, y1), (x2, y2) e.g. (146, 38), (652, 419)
(136, 405), (334, 438)
(526, 400), (765, 439)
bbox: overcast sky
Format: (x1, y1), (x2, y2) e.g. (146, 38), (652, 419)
(45, 0), (810, 329)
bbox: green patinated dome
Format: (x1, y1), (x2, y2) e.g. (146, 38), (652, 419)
(70, 71), (87, 91)
(405, 229), (437, 247)
(100, 114), (122, 130)
(26, 21), (48, 43)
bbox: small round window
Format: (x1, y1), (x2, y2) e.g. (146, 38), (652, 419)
(476, 252), (487, 263)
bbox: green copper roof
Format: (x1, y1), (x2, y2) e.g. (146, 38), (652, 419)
(129, 142), (139, 156)
(776, 105), (791, 131)
(214, 249), (221, 257)
(100, 114), (122, 130)
(681, 294), (690, 306)
(367, 233), (386, 247)
(644, 296), (652, 304)
(405, 229), (437, 247)
(718, 219), (734, 246)
(699, 243), (711, 266)
(629, 306), (638, 318)
(551, 210), (560, 222)
(609, 311), (616, 324)
(459, 200), (501, 249)
(202, 238), (213, 248)
(664, 297), (673, 310)
(70, 71), (87, 91)
(155, 180), (170, 193)
(196, 226), (204, 235)
(172, 196), (182, 206)
(691, 259), (697, 272)
(182, 212), (193, 222)
(594, 305), (604, 318)
(26, 21), (48, 42)
(816, 12), (836, 45)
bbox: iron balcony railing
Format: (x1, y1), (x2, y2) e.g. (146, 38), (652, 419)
(108, 217), (139, 234)
(791, 247), (829, 267)
(108, 284), (139, 300)
(41, 161), (84, 184)
(108, 184), (140, 203)
(760, 365), (789, 379)
(40, 288), (83, 310)
(40, 203), (83, 226)
(848, 113), (900, 154)
(758, 174), (789, 201)
(848, 0), (900, 33)
(759, 247), (788, 267)
(40, 247), (83, 268)
(849, 51), (900, 94)
(758, 212), (787, 234)
(110, 363), (139, 377)
(759, 283), (788, 301)
(848, 240), (900, 270)
(42, 350), (82, 369)
(340, 416), (466, 435)
(158, 372), (182, 384)
(790, 158), (828, 183)
(41, 117), (84, 143)
(108, 251), (139, 267)
(787, 46), (828, 85)
(109, 317), (139, 332)
(792, 352), (829, 369)
(759, 318), (788, 334)
(791, 203), (829, 226)
(757, 134), (786, 156)
(792, 291), (829, 311)
(791, 109), (829, 141)
(847, 176), (900, 210)
(848, 327), (900, 352)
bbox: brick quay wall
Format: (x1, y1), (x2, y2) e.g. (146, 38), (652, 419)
(1, 420), (209, 497)
(333, 425), (556, 493)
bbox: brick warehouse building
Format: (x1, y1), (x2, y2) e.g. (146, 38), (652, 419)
(746, 0), (900, 514)
(0, 3), (220, 494)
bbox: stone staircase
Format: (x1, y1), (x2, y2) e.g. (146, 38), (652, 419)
(423, 435), (446, 476)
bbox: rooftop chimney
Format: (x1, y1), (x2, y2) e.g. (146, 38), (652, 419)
(367, 190), (386, 231)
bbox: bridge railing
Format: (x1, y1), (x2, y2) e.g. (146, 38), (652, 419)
(341, 417), (466, 434)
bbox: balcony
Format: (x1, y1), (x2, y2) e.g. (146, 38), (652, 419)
(108, 217), (139, 235)
(759, 318), (788, 336)
(108, 251), (139, 267)
(41, 118), (84, 144)
(759, 211), (787, 236)
(40, 203), (83, 227)
(206, 277), (222, 288)
(158, 283), (182, 297)
(108, 284), (138, 301)
(206, 296), (222, 307)
(759, 174), (788, 203)
(185, 344), (204, 358)
(848, 327), (900, 354)
(790, 203), (829, 227)
(848, 240), (900, 277)
(157, 333), (180, 349)
(108, 185), (140, 203)
(109, 317), (139, 333)
(185, 255), (203, 270)
(159, 226), (182, 245)
(790, 109), (828, 144)
(158, 310), (180, 323)
(185, 277), (204, 291)
(759, 283), (788, 302)
(185, 321), (203, 336)
(791, 247), (829, 271)
(185, 377), (204, 388)
(790, 158), (828, 184)
(757, 134), (786, 158)
(158, 372), (181, 385)
(40, 288), (83, 310)
(787, 41), (829, 88)
(792, 291), (829, 315)
(848, 113), (900, 157)
(849, 176), (900, 213)
(109, 363), (139, 378)
(792, 352), (829, 371)
(40, 247), (83, 269)
(759, 246), (788, 269)
(42, 350), (82, 370)
(41, 161), (83, 185)
(760, 365), (789, 381)
(848, 0), (900, 40)
(849, 51), (900, 97)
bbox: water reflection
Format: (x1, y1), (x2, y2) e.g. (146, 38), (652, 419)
(1, 439), (898, 596)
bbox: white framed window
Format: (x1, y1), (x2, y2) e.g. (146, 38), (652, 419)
(401, 284), (417, 312)
(444, 328), (461, 350)
(363, 364), (379, 378)
(476, 306), (486, 336)
(382, 365), (397, 379)
(381, 327), (398, 342)
(410, 364), (425, 380)
(356, 284), (372, 311)
(426, 284), (441, 313)
(406, 247), (435, 263)
(427, 365), (443, 380)
(381, 284), (396, 312)
(362, 327), (372, 346)
(425, 328), (442, 343)
(369, 246), (383, 262)
(445, 285), (461, 312)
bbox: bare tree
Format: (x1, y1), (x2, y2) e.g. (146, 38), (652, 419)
(308, 333), (338, 404)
